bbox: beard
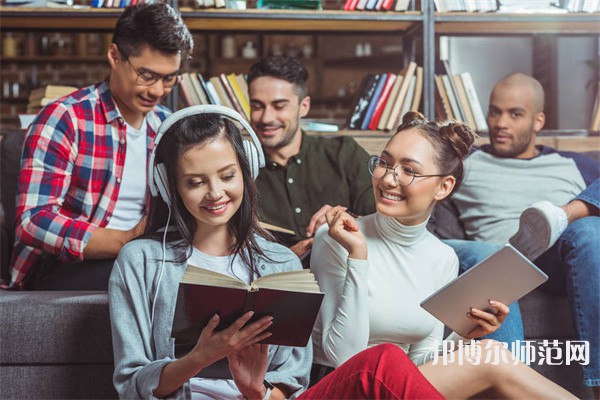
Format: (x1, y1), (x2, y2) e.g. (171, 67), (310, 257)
(257, 117), (301, 150)
(490, 129), (535, 158)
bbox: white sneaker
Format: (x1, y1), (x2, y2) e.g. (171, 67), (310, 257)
(509, 201), (569, 261)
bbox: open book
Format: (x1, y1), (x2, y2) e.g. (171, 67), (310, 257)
(171, 266), (324, 347)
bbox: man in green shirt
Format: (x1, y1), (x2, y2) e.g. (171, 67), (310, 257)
(248, 56), (375, 260)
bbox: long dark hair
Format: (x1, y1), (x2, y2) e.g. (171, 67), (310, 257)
(144, 113), (270, 276)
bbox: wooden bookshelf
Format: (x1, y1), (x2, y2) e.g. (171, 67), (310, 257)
(434, 12), (600, 35)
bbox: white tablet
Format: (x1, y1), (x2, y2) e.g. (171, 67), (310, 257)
(420, 244), (548, 337)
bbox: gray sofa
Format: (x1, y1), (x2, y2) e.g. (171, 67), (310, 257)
(0, 130), (595, 398)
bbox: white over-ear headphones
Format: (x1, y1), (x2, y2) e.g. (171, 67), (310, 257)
(148, 104), (265, 206)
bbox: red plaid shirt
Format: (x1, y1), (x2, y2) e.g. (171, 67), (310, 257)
(3, 80), (170, 290)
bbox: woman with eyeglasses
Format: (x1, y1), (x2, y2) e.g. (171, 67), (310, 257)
(309, 111), (576, 398)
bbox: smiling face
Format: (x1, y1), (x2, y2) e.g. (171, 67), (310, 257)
(486, 83), (545, 159)
(176, 136), (244, 236)
(249, 76), (310, 150)
(108, 43), (181, 127)
(373, 128), (455, 226)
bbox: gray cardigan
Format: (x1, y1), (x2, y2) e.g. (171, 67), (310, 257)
(109, 237), (312, 399)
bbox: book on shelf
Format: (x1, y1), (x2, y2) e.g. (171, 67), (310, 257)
(197, 73), (217, 105)
(459, 72), (487, 131)
(178, 79), (195, 108)
(394, 0), (410, 11)
(171, 265), (324, 347)
(361, 73), (389, 130)
(226, 73), (250, 119)
(209, 76), (235, 110)
(441, 74), (463, 122)
(399, 75), (416, 120)
(204, 79), (222, 106)
(219, 73), (247, 120)
(590, 85), (600, 131)
(347, 74), (379, 130)
(368, 73), (398, 130)
(434, 75), (453, 120)
(181, 73), (202, 106)
(410, 66), (424, 112)
(441, 60), (466, 122)
(189, 73), (211, 105)
(377, 74), (404, 131)
(384, 61), (417, 131)
(453, 73), (476, 129)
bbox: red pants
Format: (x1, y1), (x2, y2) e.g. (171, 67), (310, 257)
(299, 344), (444, 399)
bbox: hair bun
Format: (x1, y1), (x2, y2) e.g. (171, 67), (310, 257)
(401, 111), (427, 126)
(439, 122), (475, 160)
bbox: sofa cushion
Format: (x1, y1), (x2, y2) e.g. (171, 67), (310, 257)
(0, 291), (113, 364)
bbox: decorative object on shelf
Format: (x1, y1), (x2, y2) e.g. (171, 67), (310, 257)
(226, 0), (246, 9)
(2, 33), (18, 57)
(221, 34), (236, 59)
(257, 0), (322, 10)
(241, 41), (258, 59)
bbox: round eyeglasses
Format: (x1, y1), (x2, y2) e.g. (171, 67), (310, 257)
(126, 58), (182, 88)
(368, 155), (447, 186)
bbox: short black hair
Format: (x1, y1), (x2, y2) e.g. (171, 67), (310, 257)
(247, 55), (309, 100)
(112, 2), (193, 60)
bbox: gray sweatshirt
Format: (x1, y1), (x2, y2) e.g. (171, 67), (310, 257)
(109, 237), (312, 399)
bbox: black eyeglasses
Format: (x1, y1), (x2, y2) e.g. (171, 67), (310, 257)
(368, 156), (447, 186)
(126, 58), (182, 88)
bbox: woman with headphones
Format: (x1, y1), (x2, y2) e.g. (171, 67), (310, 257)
(108, 106), (443, 399)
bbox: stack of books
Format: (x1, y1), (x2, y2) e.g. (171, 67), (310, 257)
(433, 0), (498, 12)
(178, 72), (250, 121)
(434, 72), (487, 131)
(27, 85), (78, 114)
(346, 62), (423, 132)
(343, 0), (411, 12)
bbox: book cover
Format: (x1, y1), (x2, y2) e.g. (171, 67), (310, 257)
(377, 74), (403, 131)
(234, 74), (250, 107)
(178, 79), (194, 108)
(410, 66), (424, 112)
(189, 73), (210, 104)
(171, 267), (324, 347)
(459, 72), (487, 131)
(399, 75), (416, 122)
(219, 73), (247, 118)
(205, 80), (223, 106)
(347, 74), (378, 130)
(227, 73), (251, 119)
(441, 74), (463, 123)
(434, 74), (453, 120)
(394, 0), (410, 11)
(209, 76), (234, 109)
(441, 60), (465, 121)
(453, 74), (476, 129)
(198, 73), (217, 104)
(368, 73), (397, 130)
(361, 73), (389, 130)
(181, 73), (201, 105)
(384, 61), (417, 131)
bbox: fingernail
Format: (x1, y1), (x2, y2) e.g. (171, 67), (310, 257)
(489, 300), (496, 305)
(212, 314), (219, 320)
(466, 312), (471, 317)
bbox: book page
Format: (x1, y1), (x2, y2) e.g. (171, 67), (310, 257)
(182, 265), (250, 290)
(253, 269), (322, 293)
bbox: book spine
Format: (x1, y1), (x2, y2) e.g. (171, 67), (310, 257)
(198, 73), (217, 104)
(453, 74), (476, 129)
(410, 66), (424, 112)
(384, 61), (417, 131)
(460, 72), (487, 131)
(227, 73), (251, 119)
(205, 80), (222, 106)
(441, 74), (462, 122)
(368, 74), (397, 130)
(361, 73), (388, 130)
(219, 74), (246, 119)
(441, 60), (465, 121)
(347, 74), (377, 130)
(377, 75), (403, 131)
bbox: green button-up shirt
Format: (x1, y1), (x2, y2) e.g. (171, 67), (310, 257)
(255, 131), (376, 245)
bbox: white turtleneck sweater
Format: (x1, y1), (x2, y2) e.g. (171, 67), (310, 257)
(310, 212), (459, 368)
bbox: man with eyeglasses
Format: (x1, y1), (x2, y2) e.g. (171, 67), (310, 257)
(4, 3), (193, 290)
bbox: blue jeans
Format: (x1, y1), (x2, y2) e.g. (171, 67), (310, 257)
(443, 240), (525, 347)
(533, 179), (599, 387)
(446, 179), (600, 387)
